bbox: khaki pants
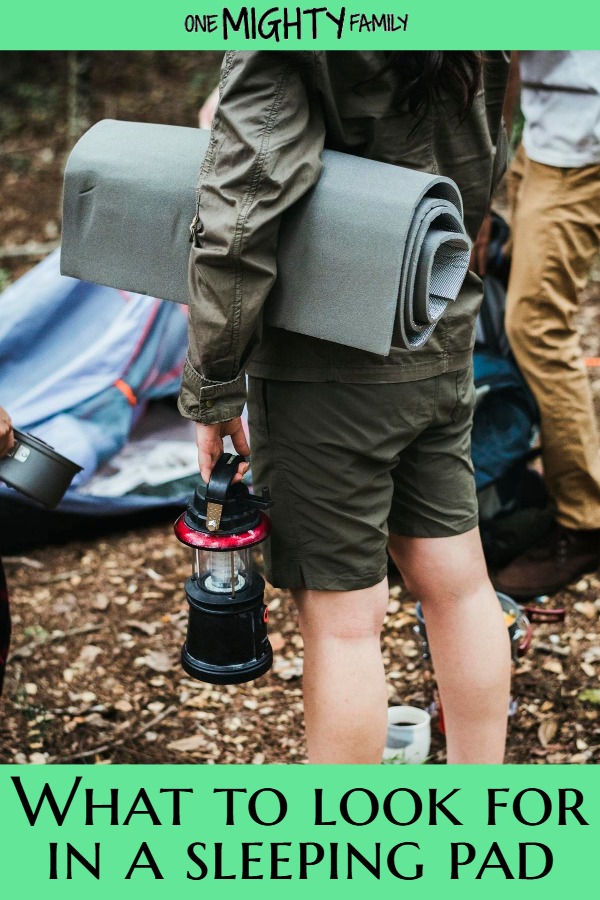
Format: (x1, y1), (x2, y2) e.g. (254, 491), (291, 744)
(505, 144), (600, 530)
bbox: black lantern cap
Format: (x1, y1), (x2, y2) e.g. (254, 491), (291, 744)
(185, 453), (272, 536)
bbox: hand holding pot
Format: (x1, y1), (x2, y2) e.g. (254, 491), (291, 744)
(0, 407), (14, 458)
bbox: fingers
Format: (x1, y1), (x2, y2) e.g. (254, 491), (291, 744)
(230, 421), (250, 457)
(229, 420), (251, 483)
(0, 409), (14, 458)
(0, 435), (11, 457)
(195, 423), (223, 485)
(195, 418), (251, 486)
(471, 213), (492, 277)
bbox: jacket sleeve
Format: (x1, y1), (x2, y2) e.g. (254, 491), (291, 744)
(178, 51), (325, 425)
(482, 51), (511, 194)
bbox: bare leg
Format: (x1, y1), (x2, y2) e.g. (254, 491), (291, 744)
(388, 528), (511, 764)
(292, 580), (389, 764)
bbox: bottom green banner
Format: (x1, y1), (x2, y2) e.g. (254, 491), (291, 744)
(0, 764), (596, 899)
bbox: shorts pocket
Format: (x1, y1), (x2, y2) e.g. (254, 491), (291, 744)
(451, 366), (476, 424)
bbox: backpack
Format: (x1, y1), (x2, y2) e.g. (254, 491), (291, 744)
(472, 215), (554, 568)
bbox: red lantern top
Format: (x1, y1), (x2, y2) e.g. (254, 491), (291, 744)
(174, 510), (271, 551)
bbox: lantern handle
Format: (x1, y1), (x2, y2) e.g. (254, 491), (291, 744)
(204, 453), (273, 532)
(204, 453), (246, 531)
(206, 453), (245, 505)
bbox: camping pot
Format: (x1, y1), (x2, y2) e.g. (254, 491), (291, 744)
(0, 428), (82, 509)
(414, 591), (532, 662)
(174, 453), (273, 685)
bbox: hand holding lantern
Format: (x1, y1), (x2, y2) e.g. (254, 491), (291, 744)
(174, 453), (273, 684)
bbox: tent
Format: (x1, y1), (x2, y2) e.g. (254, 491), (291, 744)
(0, 251), (205, 550)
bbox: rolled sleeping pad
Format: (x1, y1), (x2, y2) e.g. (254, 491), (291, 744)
(61, 119), (471, 355)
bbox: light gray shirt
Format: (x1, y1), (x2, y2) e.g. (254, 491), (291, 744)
(520, 51), (600, 167)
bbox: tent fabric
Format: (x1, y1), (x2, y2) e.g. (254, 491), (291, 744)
(0, 250), (189, 501)
(62, 119), (470, 355)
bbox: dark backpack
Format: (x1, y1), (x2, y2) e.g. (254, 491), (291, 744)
(472, 215), (554, 568)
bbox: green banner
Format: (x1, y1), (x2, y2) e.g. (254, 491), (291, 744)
(2, 0), (599, 49)
(0, 764), (597, 898)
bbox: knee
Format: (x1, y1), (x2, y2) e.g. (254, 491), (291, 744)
(388, 532), (490, 607)
(293, 584), (388, 643)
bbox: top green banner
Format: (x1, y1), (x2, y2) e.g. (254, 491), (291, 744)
(2, 0), (599, 50)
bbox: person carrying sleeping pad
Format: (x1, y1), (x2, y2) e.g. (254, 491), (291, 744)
(178, 52), (513, 764)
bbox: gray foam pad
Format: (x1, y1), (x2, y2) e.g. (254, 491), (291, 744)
(62, 119), (470, 355)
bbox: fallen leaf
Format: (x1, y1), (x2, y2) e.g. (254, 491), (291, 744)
(270, 632), (285, 652)
(29, 753), (47, 765)
(542, 659), (563, 676)
(583, 646), (600, 663)
(569, 751), (594, 764)
(145, 568), (162, 581)
(538, 718), (558, 748)
(79, 691), (97, 704)
(139, 650), (172, 673)
(546, 752), (568, 764)
(574, 601), (597, 620)
(78, 645), (102, 664)
(167, 734), (206, 752)
(578, 689), (600, 705)
(273, 656), (303, 681)
(127, 620), (157, 636)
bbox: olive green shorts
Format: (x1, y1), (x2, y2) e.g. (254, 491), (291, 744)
(247, 368), (478, 592)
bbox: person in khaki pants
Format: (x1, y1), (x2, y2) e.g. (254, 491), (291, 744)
(494, 52), (600, 598)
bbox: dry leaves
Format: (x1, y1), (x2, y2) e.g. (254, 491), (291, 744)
(537, 718), (558, 747)
(167, 734), (207, 752)
(136, 650), (173, 673)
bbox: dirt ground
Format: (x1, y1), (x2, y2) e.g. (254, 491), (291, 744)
(0, 52), (599, 765)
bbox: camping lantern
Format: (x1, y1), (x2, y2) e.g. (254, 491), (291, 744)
(174, 453), (273, 684)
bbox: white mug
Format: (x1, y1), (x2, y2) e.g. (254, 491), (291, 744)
(383, 705), (431, 764)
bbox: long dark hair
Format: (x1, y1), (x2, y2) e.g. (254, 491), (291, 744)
(386, 51), (482, 119)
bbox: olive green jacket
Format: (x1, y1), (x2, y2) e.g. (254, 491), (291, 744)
(178, 51), (509, 425)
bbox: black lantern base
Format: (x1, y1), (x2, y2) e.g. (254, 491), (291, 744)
(181, 642), (273, 685)
(181, 572), (273, 685)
